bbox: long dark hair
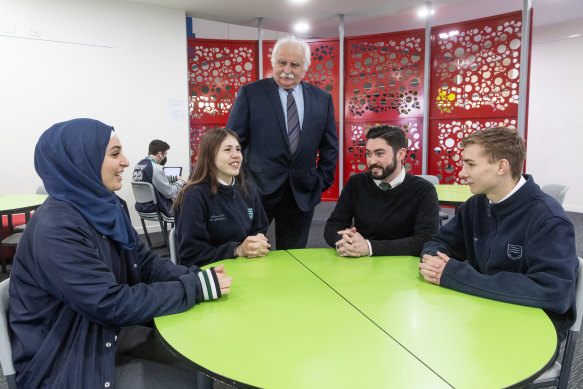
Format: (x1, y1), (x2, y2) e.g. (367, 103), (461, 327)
(172, 127), (246, 214)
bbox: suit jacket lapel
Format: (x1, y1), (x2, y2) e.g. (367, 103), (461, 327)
(266, 78), (290, 150)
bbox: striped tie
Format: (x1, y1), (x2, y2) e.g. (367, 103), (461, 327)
(286, 89), (300, 154)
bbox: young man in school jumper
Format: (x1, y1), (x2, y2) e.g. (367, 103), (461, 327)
(132, 139), (188, 217)
(227, 36), (338, 250)
(324, 125), (440, 257)
(419, 126), (578, 341)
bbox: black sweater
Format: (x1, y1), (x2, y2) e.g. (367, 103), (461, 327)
(324, 172), (440, 256)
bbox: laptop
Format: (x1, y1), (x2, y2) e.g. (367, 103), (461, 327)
(163, 166), (182, 178)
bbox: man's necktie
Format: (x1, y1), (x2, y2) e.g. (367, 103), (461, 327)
(379, 182), (391, 191)
(286, 89), (300, 154)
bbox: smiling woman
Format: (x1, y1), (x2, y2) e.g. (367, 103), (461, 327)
(101, 135), (130, 191)
(172, 127), (270, 267)
(8, 118), (232, 388)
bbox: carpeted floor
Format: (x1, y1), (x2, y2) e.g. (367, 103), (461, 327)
(1, 203), (582, 388)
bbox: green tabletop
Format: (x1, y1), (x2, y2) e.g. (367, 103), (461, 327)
(290, 249), (558, 389)
(0, 194), (48, 214)
(155, 250), (450, 388)
(434, 184), (473, 207)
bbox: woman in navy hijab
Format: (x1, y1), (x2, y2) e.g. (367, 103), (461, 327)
(9, 118), (231, 388)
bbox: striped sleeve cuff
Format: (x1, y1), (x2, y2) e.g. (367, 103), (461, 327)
(197, 268), (222, 300)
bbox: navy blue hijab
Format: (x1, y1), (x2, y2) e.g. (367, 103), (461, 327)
(35, 118), (136, 250)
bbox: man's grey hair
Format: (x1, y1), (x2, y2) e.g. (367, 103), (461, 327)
(271, 35), (311, 72)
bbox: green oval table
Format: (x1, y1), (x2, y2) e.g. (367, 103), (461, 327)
(435, 184), (474, 214)
(0, 194), (48, 226)
(155, 249), (557, 389)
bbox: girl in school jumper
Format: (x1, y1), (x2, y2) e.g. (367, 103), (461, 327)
(9, 118), (231, 388)
(172, 127), (270, 267)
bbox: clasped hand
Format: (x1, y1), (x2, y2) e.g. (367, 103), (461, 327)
(334, 227), (370, 257)
(213, 264), (232, 295)
(235, 233), (271, 258)
(418, 251), (450, 285)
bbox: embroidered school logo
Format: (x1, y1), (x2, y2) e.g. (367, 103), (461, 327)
(507, 244), (523, 261)
(248, 208), (253, 220)
(210, 214), (227, 222)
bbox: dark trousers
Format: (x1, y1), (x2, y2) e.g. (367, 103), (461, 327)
(115, 325), (213, 389)
(263, 187), (315, 250)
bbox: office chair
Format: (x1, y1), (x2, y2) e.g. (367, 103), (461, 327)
(418, 175), (449, 226)
(168, 227), (178, 265)
(541, 184), (569, 206)
(530, 256), (583, 389)
(131, 181), (174, 249)
(0, 279), (17, 389)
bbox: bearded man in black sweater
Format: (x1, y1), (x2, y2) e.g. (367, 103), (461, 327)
(324, 125), (440, 257)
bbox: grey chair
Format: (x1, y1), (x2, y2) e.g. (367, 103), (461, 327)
(418, 175), (449, 226)
(168, 227), (178, 265)
(530, 257), (583, 389)
(35, 185), (47, 195)
(0, 278), (17, 389)
(131, 181), (174, 249)
(541, 184), (569, 206)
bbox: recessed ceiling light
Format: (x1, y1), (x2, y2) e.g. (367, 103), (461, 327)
(417, 6), (435, 19)
(294, 21), (310, 33)
(289, 0), (309, 5)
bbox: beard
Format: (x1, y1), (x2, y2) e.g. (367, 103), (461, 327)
(369, 155), (397, 180)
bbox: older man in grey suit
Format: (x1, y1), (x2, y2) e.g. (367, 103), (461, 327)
(227, 36), (338, 250)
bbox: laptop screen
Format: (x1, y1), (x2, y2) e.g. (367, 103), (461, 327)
(163, 167), (182, 177)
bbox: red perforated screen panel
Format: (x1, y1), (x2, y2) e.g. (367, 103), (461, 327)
(345, 30), (425, 122)
(343, 121), (423, 183)
(429, 12), (523, 119)
(428, 117), (518, 184)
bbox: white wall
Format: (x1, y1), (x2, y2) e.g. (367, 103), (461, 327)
(527, 18), (583, 212)
(191, 18), (286, 40)
(0, 0), (190, 230)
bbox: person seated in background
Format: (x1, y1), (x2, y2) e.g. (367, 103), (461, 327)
(172, 127), (270, 267)
(324, 124), (440, 257)
(132, 139), (188, 217)
(419, 126), (578, 341)
(9, 119), (231, 388)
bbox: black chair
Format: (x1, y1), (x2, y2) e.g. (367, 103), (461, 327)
(0, 234), (22, 273)
(131, 181), (174, 249)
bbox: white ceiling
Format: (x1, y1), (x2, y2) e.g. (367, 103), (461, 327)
(125, 0), (583, 38)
